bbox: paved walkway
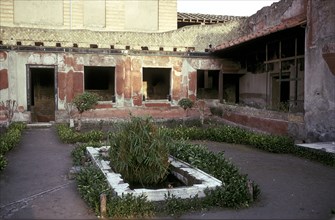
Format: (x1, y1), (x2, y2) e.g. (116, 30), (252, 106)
(1, 127), (335, 219)
(0, 127), (96, 219)
(183, 140), (335, 219)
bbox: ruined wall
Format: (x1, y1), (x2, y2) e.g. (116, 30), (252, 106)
(304, 0), (335, 142)
(0, 20), (241, 52)
(207, 101), (305, 139)
(0, 0), (177, 32)
(0, 50), (228, 122)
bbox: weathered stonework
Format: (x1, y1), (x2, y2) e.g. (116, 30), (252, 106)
(304, 0), (335, 141)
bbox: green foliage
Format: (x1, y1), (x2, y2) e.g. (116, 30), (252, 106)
(161, 193), (203, 217)
(169, 141), (258, 208)
(76, 165), (112, 215)
(161, 124), (334, 166)
(0, 154), (8, 171)
(178, 98), (194, 110)
(107, 193), (154, 218)
(76, 165), (154, 218)
(56, 124), (103, 144)
(71, 142), (103, 166)
(0, 122), (26, 171)
(72, 92), (100, 114)
(108, 116), (171, 186)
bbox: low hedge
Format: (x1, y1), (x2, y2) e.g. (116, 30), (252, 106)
(74, 140), (259, 218)
(0, 122), (26, 171)
(161, 125), (334, 166)
(56, 123), (104, 144)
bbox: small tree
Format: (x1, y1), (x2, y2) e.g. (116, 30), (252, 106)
(72, 92), (100, 131)
(178, 98), (194, 117)
(196, 99), (206, 125)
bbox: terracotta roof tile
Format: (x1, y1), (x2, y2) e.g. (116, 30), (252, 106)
(213, 16), (306, 51)
(177, 12), (245, 24)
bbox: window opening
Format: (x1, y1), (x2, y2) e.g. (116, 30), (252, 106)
(197, 70), (220, 99)
(84, 66), (115, 101)
(142, 68), (171, 100)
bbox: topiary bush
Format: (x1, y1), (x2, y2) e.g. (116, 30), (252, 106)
(108, 116), (171, 187)
(178, 98), (194, 110)
(72, 92), (100, 131)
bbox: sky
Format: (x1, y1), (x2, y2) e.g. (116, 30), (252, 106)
(177, 0), (280, 16)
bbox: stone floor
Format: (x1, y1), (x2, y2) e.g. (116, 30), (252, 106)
(296, 142), (335, 154)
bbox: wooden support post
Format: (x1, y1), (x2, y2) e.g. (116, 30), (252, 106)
(219, 70), (223, 103)
(100, 193), (107, 218)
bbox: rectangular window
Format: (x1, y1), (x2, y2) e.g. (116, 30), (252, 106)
(142, 68), (171, 101)
(84, 66), (115, 101)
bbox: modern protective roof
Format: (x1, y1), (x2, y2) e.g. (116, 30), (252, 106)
(177, 12), (245, 25)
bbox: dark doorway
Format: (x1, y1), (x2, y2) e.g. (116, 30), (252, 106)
(223, 74), (240, 103)
(142, 68), (171, 100)
(28, 66), (56, 122)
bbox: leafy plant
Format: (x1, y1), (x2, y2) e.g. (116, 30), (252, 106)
(107, 193), (154, 218)
(56, 123), (103, 144)
(0, 122), (26, 171)
(108, 116), (171, 186)
(76, 165), (112, 215)
(72, 92), (100, 131)
(161, 125), (334, 166)
(0, 154), (8, 171)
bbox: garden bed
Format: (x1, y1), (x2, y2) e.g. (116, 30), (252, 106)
(87, 146), (222, 202)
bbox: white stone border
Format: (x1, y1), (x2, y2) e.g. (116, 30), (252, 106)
(86, 146), (222, 201)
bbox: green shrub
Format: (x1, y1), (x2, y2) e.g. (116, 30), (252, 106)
(0, 154), (8, 171)
(108, 116), (171, 186)
(56, 124), (103, 144)
(71, 142), (103, 166)
(169, 141), (258, 208)
(72, 92), (100, 131)
(107, 193), (154, 218)
(0, 122), (26, 171)
(161, 124), (334, 166)
(178, 98), (194, 110)
(76, 165), (112, 215)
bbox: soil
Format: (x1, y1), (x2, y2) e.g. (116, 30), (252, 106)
(128, 172), (186, 190)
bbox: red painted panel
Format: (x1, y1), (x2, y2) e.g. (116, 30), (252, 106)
(0, 69), (8, 90)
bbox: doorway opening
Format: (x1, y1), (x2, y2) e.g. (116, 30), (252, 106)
(142, 68), (171, 101)
(27, 66), (56, 122)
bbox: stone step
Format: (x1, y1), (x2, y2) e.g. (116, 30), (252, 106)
(296, 142), (335, 154)
(27, 122), (53, 128)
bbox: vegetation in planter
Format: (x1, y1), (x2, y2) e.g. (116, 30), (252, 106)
(107, 193), (154, 218)
(71, 142), (103, 166)
(161, 125), (334, 166)
(56, 123), (103, 144)
(169, 141), (259, 208)
(0, 122), (26, 171)
(108, 116), (172, 186)
(76, 165), (112, 215)
(75, 136), (259, 218)
(72, 92), (100, 131)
